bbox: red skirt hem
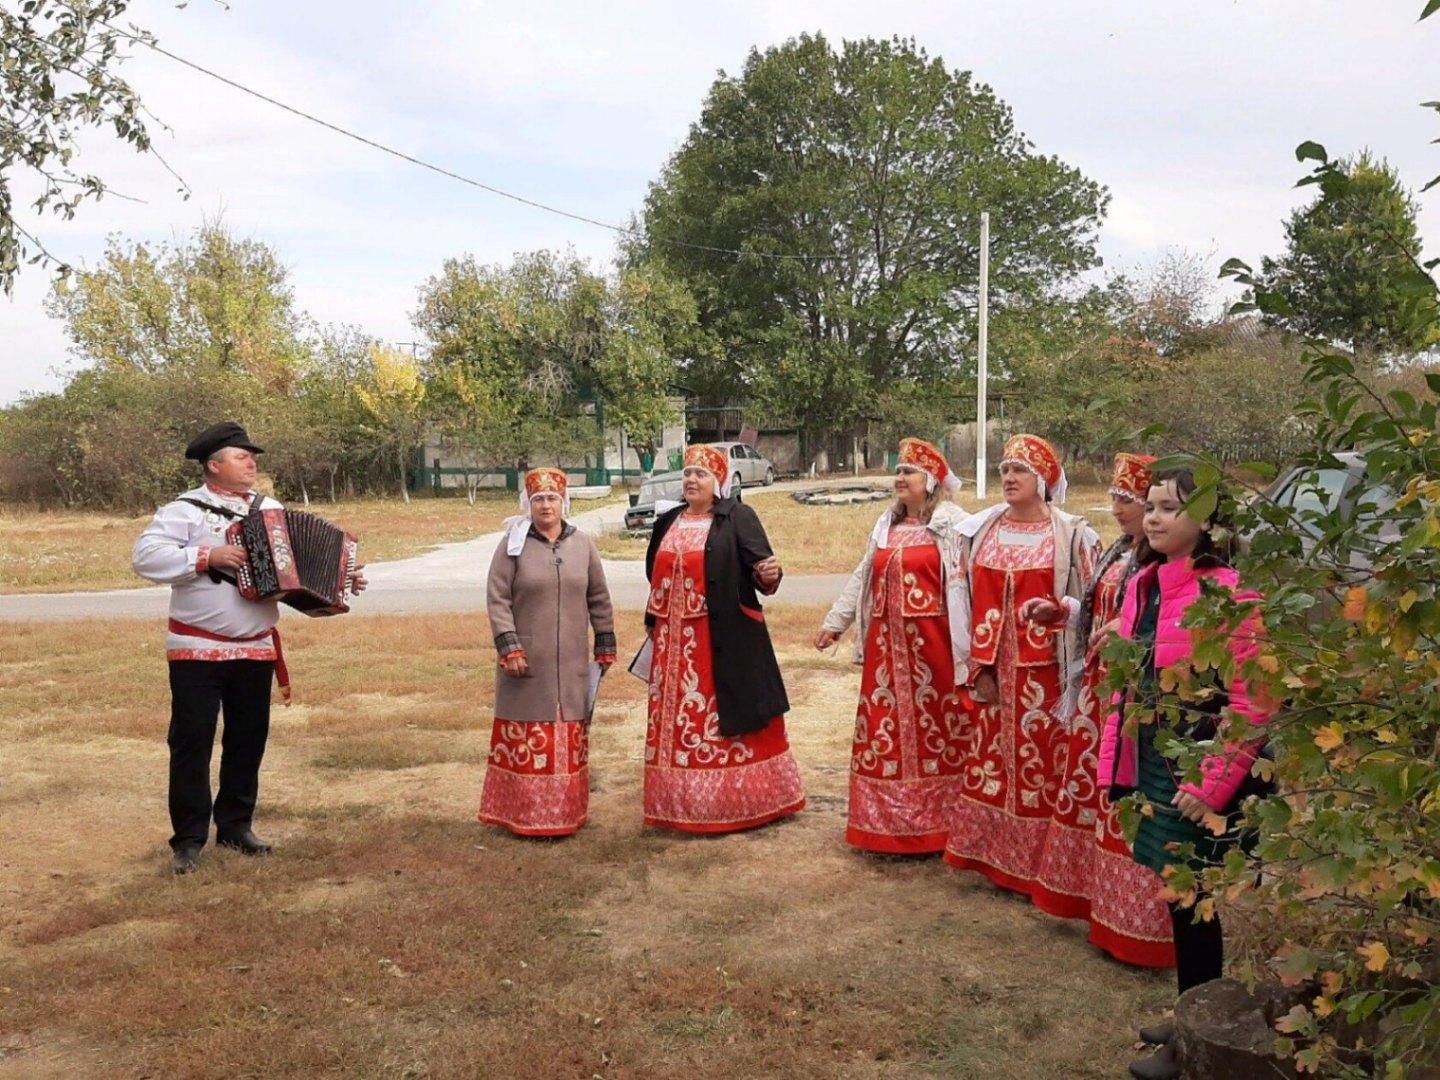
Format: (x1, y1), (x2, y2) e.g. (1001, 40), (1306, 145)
(943, 852), (1045, 899)
(946, 851), (1091, 918)
(645, 798), (805, 835)
(1089, 921), (1178, 969)
(1029, 887), (1092, 922)
(846, 827), (947, 854)
(476, 813), (586, 838)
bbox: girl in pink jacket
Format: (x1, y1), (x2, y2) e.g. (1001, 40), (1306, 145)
(1097, 468), (1272, 1080)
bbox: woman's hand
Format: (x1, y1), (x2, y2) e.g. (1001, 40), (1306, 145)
(971, 667), (999, 704)
(501, 653), (529, 678)
(753, 556), (782, 590)
(348, 564), (368, 594)
(1018, 597), (1061, 625)
(1172, 791), (1210, 824)
(815, 628), (839, 651)
(1086, 617), (1119, 662)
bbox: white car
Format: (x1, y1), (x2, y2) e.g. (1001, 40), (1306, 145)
(710, 442), (776, 488)
(621, 445), (775, 530)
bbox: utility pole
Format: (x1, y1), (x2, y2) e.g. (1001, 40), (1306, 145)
(976, 212), (991, 500)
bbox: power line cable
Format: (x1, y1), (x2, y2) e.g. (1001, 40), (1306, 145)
(109, 26), (918, 265)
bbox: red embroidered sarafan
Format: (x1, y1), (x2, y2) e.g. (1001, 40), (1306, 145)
(848, 521), (969, 853)
(1036, 552), (1176, 967)
(945, 516), (1070, 895)
(478, 716), (589, 837)
(643, 513), (805, 833)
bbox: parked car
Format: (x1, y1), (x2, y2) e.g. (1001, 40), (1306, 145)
(621, 447), (771, 531)
(712, 442), (777, 488)
(1259, 452), (1398, 566)
(624, 470), (685, 531)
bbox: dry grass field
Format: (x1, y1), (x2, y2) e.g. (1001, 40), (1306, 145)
(0, 606), (1167, 1079)
(595, 483), (1123, 573)
(0, 494), (528, 594)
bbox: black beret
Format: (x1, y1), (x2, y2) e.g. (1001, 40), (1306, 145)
(184, 421), (264, 461)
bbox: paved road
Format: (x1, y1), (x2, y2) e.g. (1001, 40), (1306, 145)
(0, 477), (879, 621)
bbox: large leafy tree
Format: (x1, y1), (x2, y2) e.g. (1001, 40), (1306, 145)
(590, 264), (697, 463)
(637, 33), (1107, 454)
(1258, 152), (1438, 362)
(355, 344), (427, 504)
(414, 250), (695, 472)
(1, 1), (182, 293)
(414, 250), (608, 472)
(46, 222), (309, 393)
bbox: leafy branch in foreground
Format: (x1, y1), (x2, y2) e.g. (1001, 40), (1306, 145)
(1, 0), (190, 294)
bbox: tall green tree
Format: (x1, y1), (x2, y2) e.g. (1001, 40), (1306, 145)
(1, 1), (185, 293)
(46, 222), (309, 393)
(590, 264), (696, 466)
(1258, 152), (1437, 361)
(414, 250), (604, 472)
(414, 251), (695, 473)
(637, 33), (1108, 456)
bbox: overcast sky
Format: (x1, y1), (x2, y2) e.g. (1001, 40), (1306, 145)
(1, 0), (1436, 404)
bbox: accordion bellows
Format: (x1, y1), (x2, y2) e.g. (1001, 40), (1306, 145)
(227, 508), (359, 616)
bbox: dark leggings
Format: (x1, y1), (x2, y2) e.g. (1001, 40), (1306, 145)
(1170, 900), (1223, 994)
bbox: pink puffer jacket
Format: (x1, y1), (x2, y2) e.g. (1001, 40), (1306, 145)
(1096, 558), (1270, 811)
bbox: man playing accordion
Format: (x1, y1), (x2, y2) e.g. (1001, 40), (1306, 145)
(132, 422), (366, 875)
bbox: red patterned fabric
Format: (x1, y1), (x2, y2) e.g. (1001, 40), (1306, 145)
(945, 517), (1069, 897)
(644, 513), (805, 833)
(1034, 554), (1176, 967)
(897, 437), (954, 491)
(849, 521), (968, 853)
(477, 718), (589, 837)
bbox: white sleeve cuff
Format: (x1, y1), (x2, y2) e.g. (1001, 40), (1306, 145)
(1061, 596), (1082, 628)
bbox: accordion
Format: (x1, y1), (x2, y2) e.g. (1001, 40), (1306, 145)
(226, 508), (359, 616)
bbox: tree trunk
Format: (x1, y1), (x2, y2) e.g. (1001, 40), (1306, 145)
(397, 448), (411, 505)
(300, 478), (310, 506)
(328, 466), (338, 504)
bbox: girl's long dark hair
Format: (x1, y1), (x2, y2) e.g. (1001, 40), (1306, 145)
(1134, 467), (1236, 569)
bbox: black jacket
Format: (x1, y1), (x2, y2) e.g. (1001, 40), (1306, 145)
(644, 497), (790, 736)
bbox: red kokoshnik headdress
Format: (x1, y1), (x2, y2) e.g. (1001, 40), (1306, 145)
(1001, 433), (1068, 504)
(683, 444), (738, 498)
(1109, 453), (1156, 504)
(897, 437), (961, 494)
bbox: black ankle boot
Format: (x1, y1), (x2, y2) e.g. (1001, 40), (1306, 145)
(216, 828), (272, 855)
(1138, 1017), (1175, 1045)
(1128, 1041), (1179, 1080)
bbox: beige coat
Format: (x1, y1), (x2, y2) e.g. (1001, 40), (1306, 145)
(486, 524), (616, 722)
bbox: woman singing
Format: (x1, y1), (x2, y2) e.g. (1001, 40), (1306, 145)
(642, 444), (805, 833)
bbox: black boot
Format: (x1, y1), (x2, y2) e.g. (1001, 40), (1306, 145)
(1128, 1041), (1179, 1080)
(216, 828), (272, 855)
(172, 845), (203, 875)
(1138, 1017), (1175, 1045)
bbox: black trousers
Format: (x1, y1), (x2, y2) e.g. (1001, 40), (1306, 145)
(1170, 900), (1224, 995)
(167, 660), (275, 851)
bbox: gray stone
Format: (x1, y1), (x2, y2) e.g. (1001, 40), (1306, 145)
(1175, 978), (1297, 1079)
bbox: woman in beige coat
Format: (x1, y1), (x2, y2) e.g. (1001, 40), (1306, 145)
(478, 467), (616, 836)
